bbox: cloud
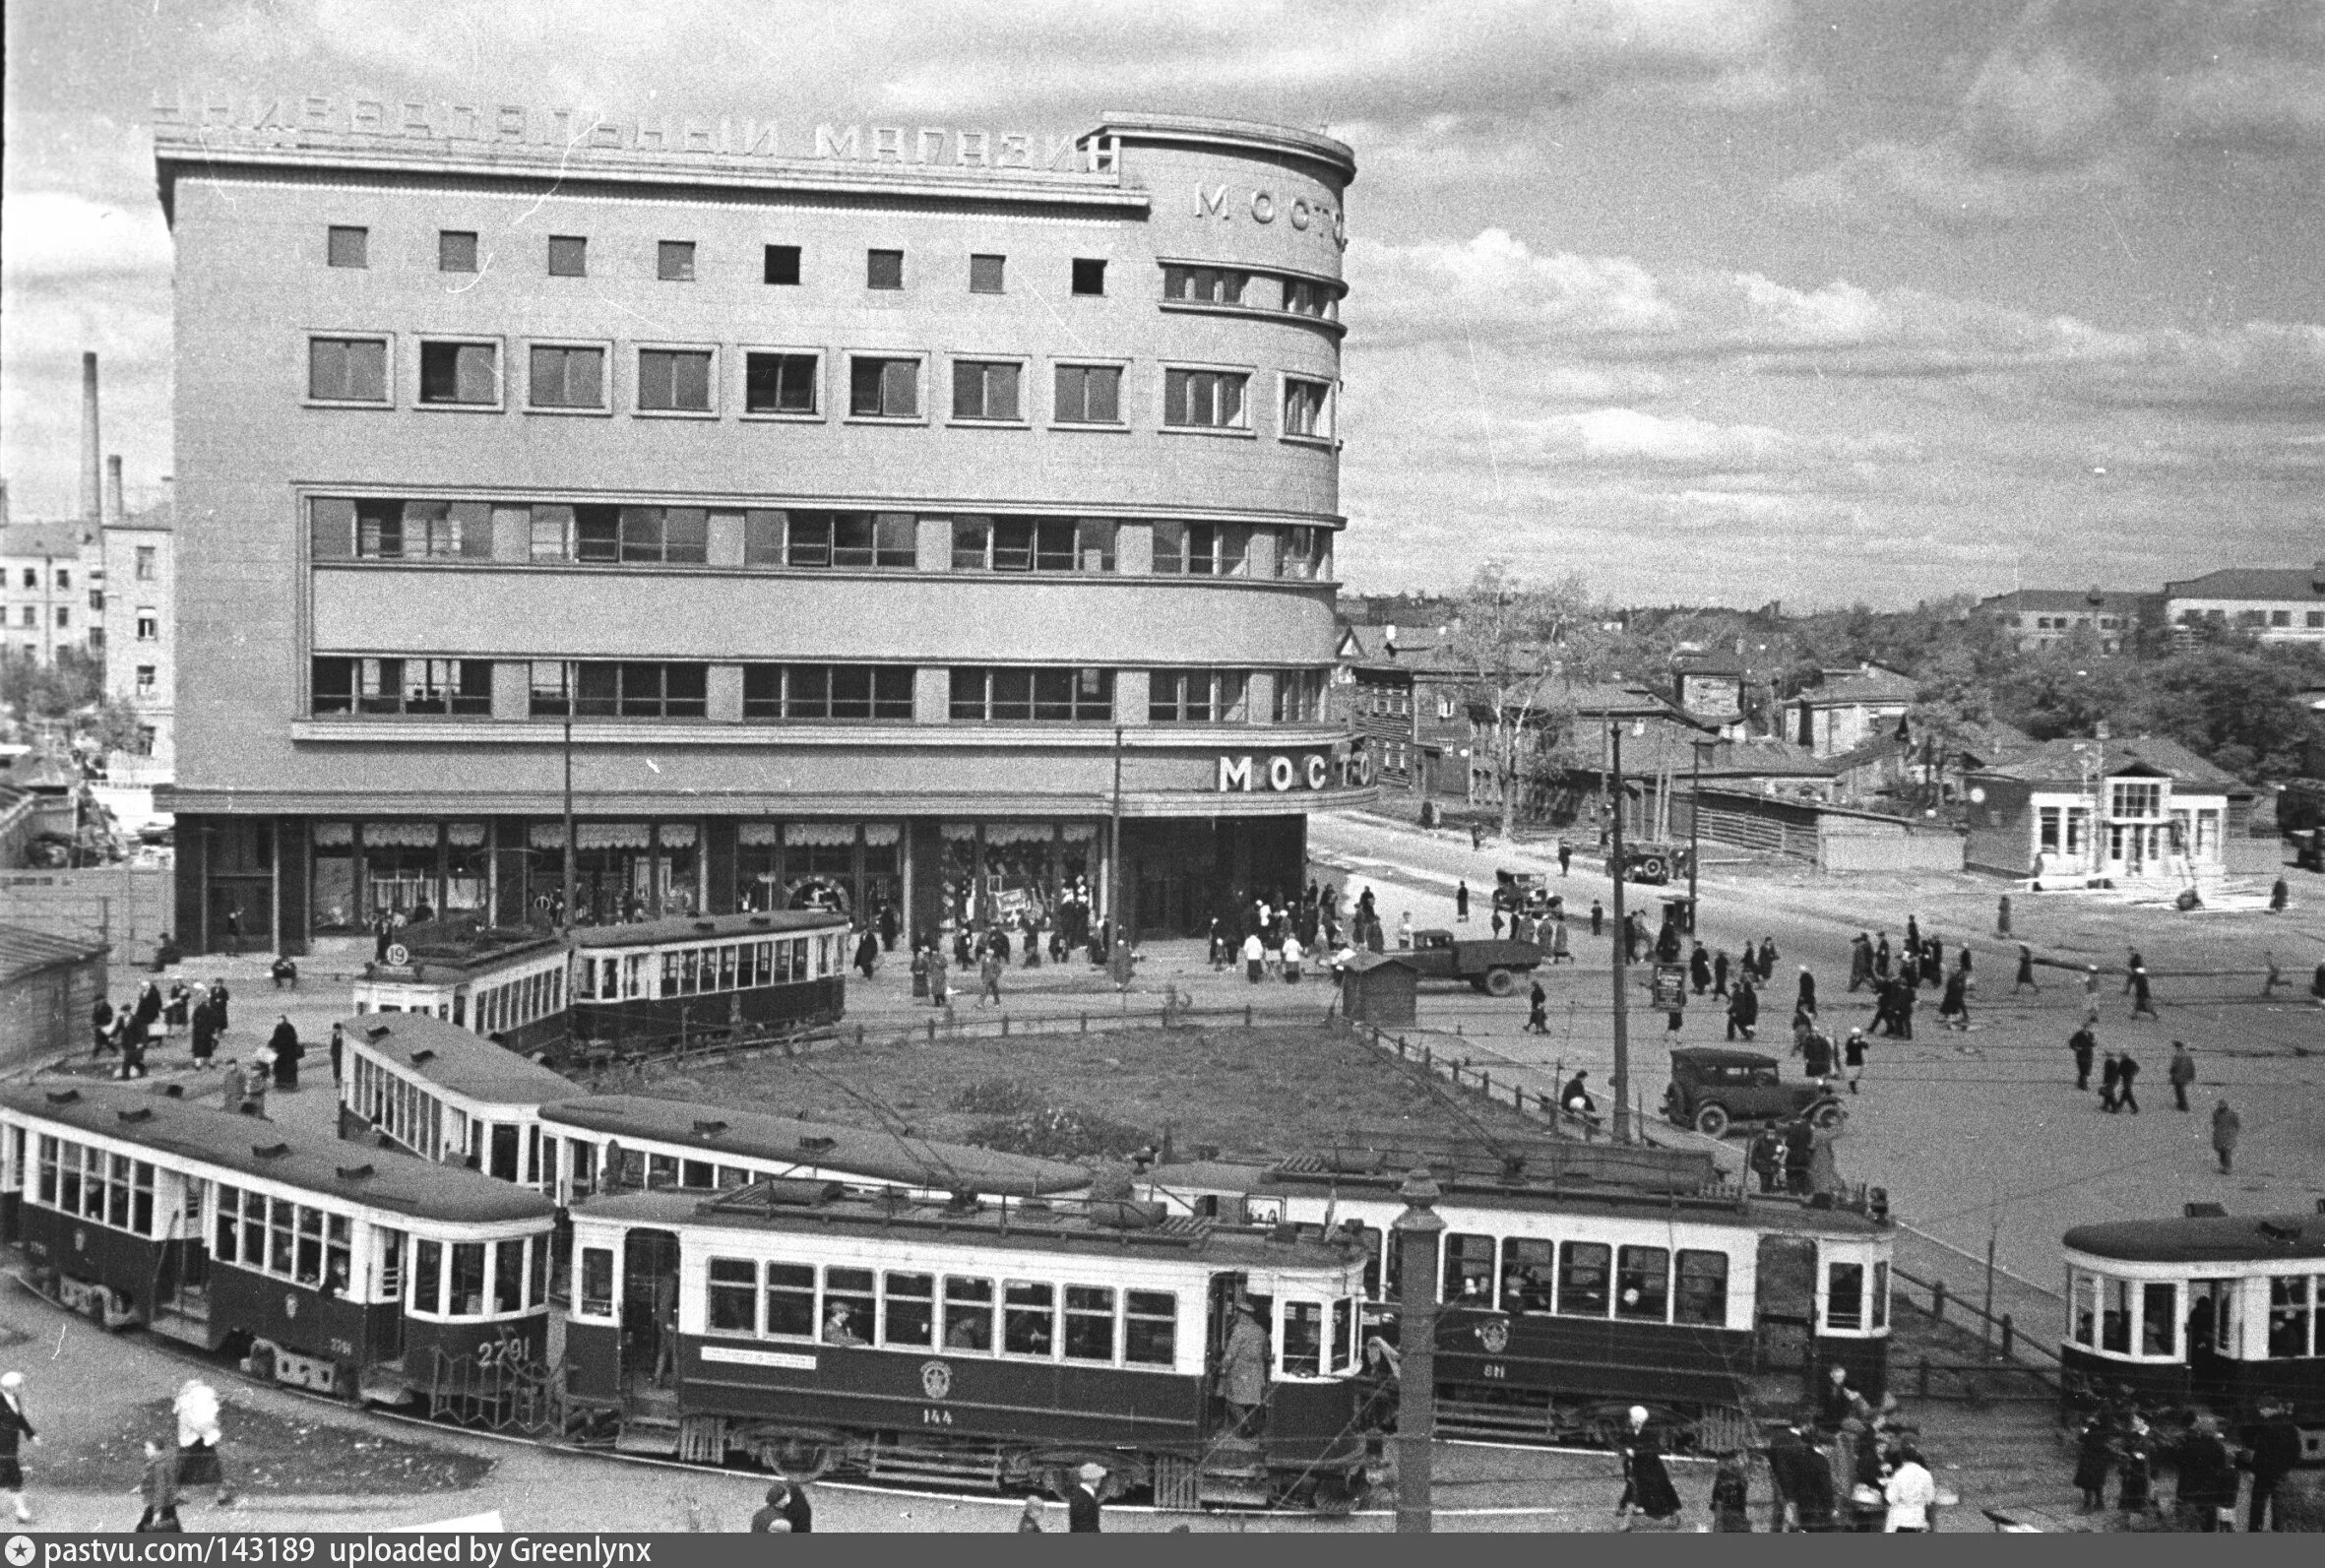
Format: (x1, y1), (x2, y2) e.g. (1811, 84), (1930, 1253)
(0, 192), (175, 282)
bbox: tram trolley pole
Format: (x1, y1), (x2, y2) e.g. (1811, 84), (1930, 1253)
(1392, 1167), (1446, 1533)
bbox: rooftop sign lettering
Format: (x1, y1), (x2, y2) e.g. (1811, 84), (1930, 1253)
(151, 93), (1109, 176)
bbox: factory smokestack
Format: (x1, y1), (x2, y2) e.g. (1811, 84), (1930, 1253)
(105, 456), (125, 526)
(81, 352), (101, 522)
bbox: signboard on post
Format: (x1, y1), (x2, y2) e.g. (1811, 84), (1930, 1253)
(1650, 965), (1688, 1009)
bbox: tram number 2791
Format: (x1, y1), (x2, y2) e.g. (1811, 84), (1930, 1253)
(922, 1408), (954, 1426)
(1480, 1363), (1508, 1380)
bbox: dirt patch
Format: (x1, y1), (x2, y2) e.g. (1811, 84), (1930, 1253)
(49, 1396), (493, 1495)
(641, 1023), (1540, 1163)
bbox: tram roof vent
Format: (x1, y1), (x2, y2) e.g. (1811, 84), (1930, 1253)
(115, 1107), (154, 1125)
(2257, 1220), (2304, 1245)
(252, 1142), (291, 1160)
(364, 1024), (393, 1042)
(797, 1135), (837, 1153)
(693, 920), (718, 933)
(2183, 1202), (2228, 1218)
(43, 1090), (80, 1105)
(692, 1120), (728, 1138)
(747, 915), (772, 928)
(159, 1084), (185, 1099)
(337, 1163), (375, 1182)
(409, 1049), (436, 1065)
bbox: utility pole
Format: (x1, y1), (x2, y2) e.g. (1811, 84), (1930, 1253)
(1608, 719), (1633, 1143)
(561, 715), (576, 933)
(1686, 737), (1712, 928)
(1391, 1168), (1444, 1532)
(1108, 724), (1125, 944)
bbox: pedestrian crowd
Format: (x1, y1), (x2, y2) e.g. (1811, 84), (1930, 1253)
(2072, 1394), (2303, 1531)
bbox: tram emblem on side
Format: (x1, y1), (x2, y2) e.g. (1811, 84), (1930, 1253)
(920, 1359), (953, 1401)
(1476, 1317), (1510, 1354)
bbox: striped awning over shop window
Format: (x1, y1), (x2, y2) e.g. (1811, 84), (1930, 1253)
(785, 824), (855, 847)
(363, 822), (439, 848)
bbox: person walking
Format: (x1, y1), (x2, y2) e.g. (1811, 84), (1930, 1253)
(2173, 1415), (2236, 1532)
(2130, 965), (2158, 1019)
(1882, 1441), (1937, 1533)
(171, 1380), (232, 1510)
(2123, 948), (2144, 994)
(2069, 1025), (2097, 1090)
(0, 1372), (38, 1522)
(1995, 894), (2012, 937)
(2211, 1098), (2240, 1173)
(2246, 1400), (2302, 1531)
(2115, 1049), (2142, 1114)
(1558, 842), (1572, 876)
(328, 1023), (345, 1087)
(2072, 1414), (2112, 1512)
(2082, 966), (2104, 1026)
(1795, 967), (1817, 1020)
(1757, 936), (1778, 980)
(1873, 931), (1893, 980)
(2013, 942), (2039, 995)
(91, 995), (116, 1056)
(853, 927), (878, 979)
(1847, 933), (1873, 992)
(1689, 943), (1712, 995)
(928, 947), (950, 1010)
(135, 1439), (182, 1533)
(164, 980), (191, 1036)
(267, 1016), (302, 1091)
(1455, 880), (1470, 922)
(2099, 1051), (2121, 1111)
(1590, 899), (1603, 936)
(1938, 968), (1970, 1031)
(1489, 907), (1505, 939)
(1069, 1462), (1106, 1532)
(2167, 1041), (2196, 1111)
(1843, 1028), (1867, 1094)
(1710, 1450), (1752, 1533)
(1712, 949), (1730, 997)
(1526, 979), (1548, 1035)
(1616, 1407), (1682, 1531)
(1726, 980), (1758, 1041)
(978, 948), (1004, 1009)
(2270, 875), (2291, 912)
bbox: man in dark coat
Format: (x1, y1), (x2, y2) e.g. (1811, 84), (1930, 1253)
(877, 900), (899, 953)
(1590, 899), (1604, 936)
(1713, 949), (1730, 997)
(329, 1024), (345, 1087)
(1766, 1415), (1833, 1532)
(1726, 980), (1758, 1041)
(1690, 943), (1712, 994)
(2246, 1401), (2303, 1531)
(1783, 1118), (1814, 1196)
(2172, 1415), (2236, 1531)
(2100, 1050), (2122, 1110)
(2168, 1041), (2196, 1111)
(2114, 1049), (2141, 1113)
(1069, 1463), (1105, 1532)
(1455, 880), (1469, 922)
(1847, 934), (1872, 992)
(91, 996), (115, 1056)
(1873, 931), (1892, 979)
(2014, 943), (2040, 995)
(190, 998), (219, 1067)
(266, 1017), (302, 1091)
(2069, 1026), (2097, 1090)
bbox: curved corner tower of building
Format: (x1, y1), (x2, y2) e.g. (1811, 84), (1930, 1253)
(155, 103), (1371, 951)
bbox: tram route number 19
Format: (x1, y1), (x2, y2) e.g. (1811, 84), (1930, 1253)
(923, 1408), (954, 1426)
(1481, 1363), (1508, 1379)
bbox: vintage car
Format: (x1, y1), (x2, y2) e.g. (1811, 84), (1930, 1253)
(1492, 869), (1557, 917)
(1662, 1046), (1843, 1139)
(1403, 929), (1543, 996)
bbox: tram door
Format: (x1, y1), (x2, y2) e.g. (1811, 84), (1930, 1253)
(1205, 1273), (1257, 1436)
(1755, 1235), (1819, 1387)
(621, 1228), (682, 1393)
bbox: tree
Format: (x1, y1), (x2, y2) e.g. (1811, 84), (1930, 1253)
(1442, 564), (1583, 841)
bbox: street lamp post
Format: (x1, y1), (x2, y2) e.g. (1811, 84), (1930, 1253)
(1391, 1168), (1445, 1533)
(1686, 736), (1714, 924)
(1608, 719), (1634, 1144)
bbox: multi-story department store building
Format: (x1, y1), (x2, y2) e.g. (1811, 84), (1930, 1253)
(155, 104), (1372, 953)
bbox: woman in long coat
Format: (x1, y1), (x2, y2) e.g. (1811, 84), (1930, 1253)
(266, 1017), (302, 1091)
(2072, 1416), (2112, 1511)
(1616, 1407), (1682, 1528)
(189, 997), (219, 1067)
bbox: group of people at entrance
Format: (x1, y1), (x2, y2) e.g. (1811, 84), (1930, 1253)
(1620, 1377), (1942, 1532)
(90, 977), (237, 1079)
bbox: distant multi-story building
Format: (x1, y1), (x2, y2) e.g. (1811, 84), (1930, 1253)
(2164, 564), (2325, 646)
(1975, 588), (2160, 655)
(99, 473), (175, 772)
(154, 100), (1369, 953)
(1780, 663), (1917, 759)
(0, 520), (101, 665)
(1337, 623), (1477, 802)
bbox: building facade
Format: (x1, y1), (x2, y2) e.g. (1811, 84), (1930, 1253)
(157, 107), (1369, 953)
(1962, 737), (2251, 882)
(99, 494), (175, 773)
(1975, 588), (2159, 655)
(1338, 625), (1474, 803)
(2163, 565), (2325, 646)
(0, 522), (101, 664)
(1781, 663), (1917, 759)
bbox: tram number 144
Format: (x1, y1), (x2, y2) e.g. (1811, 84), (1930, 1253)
(922, 1408), (954, 1426)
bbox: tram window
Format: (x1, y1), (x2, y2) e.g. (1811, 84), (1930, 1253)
(648, 1155), (678, 1189)
(2141, 1284), (2175, 1356)
(1501, 1238), (1555, 1314)
(1617, 1246), (1669, 1322)
(1827, 1263), (1864, 1332)
(131, 1160), (157, 1231)
(296, 1207), (326, 1285)
(107, 1155), (133, 1229)
(1127, 1290), (1177, 1366)
(269, 1199), (296, 1275)
(1557, 1242), (1611, 1317)
(708, 1258), (757, 1332)
(1442, 1233), (1494, 1303)
(378, 1227), (406, 1299)
(882, 1272), (934, 1348)
(527, 1236), (547, 1308)
(213, 1182), (237, 1258)
(1331, 1298), (1355, 1371)
(2267, 1278), (2312, 1359)
(242, 1192), (268, 1267)
(494, 1239), (525, 1314)
(719, 946), (737, 990)
(943, 1277), (995, 1352)
(2102, 1279), (2131, 1352)
(1283, 1302), (1324, 1377)
(415, 1239), (445, 1315)
(825, 1268), (875, 1344)
(765, 1264), (816, 1338)
(569, 1143), (597, 1197)
(451, 1242), (487, 1315)
(717, 1166), (749, 1190)
(2072, 1274), (2098, 1347)
(33, 1138), (55, 1207)
(1351, 1225), (1384, 1297)
(1675, 1250), (1728, 1326)
(81, 1151), (103, 1219)
(579, 1247), (613, 1317)
(1871, 1262), (1888, 1331)
(1004, 1282), (1055, 1355)
(1065, 1286), (1116, 1361)
(660, 955), (680, 998)
(680, 1160), (716, 1190)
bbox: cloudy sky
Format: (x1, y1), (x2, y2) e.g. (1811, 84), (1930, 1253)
(4, 0), (2321, 605)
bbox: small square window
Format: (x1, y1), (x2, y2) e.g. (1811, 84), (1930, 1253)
(970, 254), (1006, 293)
(439, 231), (478, 273)
(1071, 258), (1106, 295)
(765, 244), (801, 285)
(548, 235), (588, 277)
(867, 249), (904, 290)
(327, 226), (368, 269)
(658, 241), (696, 282)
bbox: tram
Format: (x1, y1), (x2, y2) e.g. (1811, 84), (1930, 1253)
(0, 1081), (558, 1407)
(2062, 1208), (2325, 1455)
(566, 1181), (1373, 1509)
(1141, 1138), (1894, 1448)
(351, 909), (850, 1062)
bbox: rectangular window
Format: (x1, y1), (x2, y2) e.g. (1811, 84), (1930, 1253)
(2038, 806), (2062, 852)
(638, 348), (714, 412)
(950, 516), (1093, 572)
(756, 1263), (815, 1339)
(327, 225), (368, 268)
(1827, 1262), (1864, 1331)
(866, 248), (904, 289)
(1441, 1233), (1494, 1303)
(1284, 377), (1331, 438)
(579, 1247), (614, 1317)
(1282, 1301), (1324, 1377)
(439, 230), (477, 273)
(1063, 1286), (1115, 1361)
(414, 1238), (444, 1314)
(419, 341), (499, 406)
(1871, 1261), (1888, 1331)
(708, 1258), (757, 1333)
(658, 240), (696, 282)
(135, 546), (155, 582)
(1675, 1250), (1728, 1326)
(548, 235), (587, 277)
(1125, 1290), (1176, 1366)
(1164, 368), (1248, 429)
(136, 611), (157, 641)
(308, 337), (389, 403)
(1616, 1245), (1669, 1322)
(1557, 1241), (1611, 1317)
(882, 1271), (934, 1348)
(1003, 1281), (1055, 1357)
(1273, 669), (1325, 723)
(764, 244), (800, 285)
(2267, 1276), (2312, 1359)
(1162, 265), (1245, 304)
(2141, 1283), (2175, 1356)
(1071, 258), (1106, 295)
(1283, 277), (1333, 317)
(530, 345), (606, 409)
(778, 511), (913, 569)
(268, 1198), (294, 1273)
(493, 1238), (525, 1314)
(567, 661), (708, 720)
(744, 352), (819, 415)
(943, 1277), (995, 1352)
(208, 1177), (232, 1254)
(2072, 1272), (2098, 1347)
(2110, 782), (2163, 820)
(1332, 1298), (1355, 1371)
(294, 1205), (324, 1284)
(449, 1241), (487, 1315)
(2271, 609), (2292, 627)
(1498, 1237), (1554, 1313)
(969, 253), (1006, 293)
(949, 666), (1114, 723)
(1054, 364), (1122, 424)
(952, 360), (1022, 421)
(824, 1267), (875, 1342)
(2102, 1278), (2131, 1352)
(741, 664), (913, 721)
(1149, 669), (1249, 723)
(849, 357), (920, 417)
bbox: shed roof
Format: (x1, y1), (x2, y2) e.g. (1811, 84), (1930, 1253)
(1791, 665), (1918, 707)
(341, 1014), (576, 1103)
(0, 923), (109, 986)
(0, 524), (96, 560)
(1974, 735), (2244, 789)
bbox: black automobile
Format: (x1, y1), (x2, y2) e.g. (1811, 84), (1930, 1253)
(1663, 1046), (1843, 1139)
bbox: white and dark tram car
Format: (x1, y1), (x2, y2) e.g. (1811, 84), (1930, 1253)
(0, 1081), (557, 1408)
(2063, 1206), (2325, 1458)
(1143, 1139), (1895, 1448)
(564, 1182), (1374, 1509)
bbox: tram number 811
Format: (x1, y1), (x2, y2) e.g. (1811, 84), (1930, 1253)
(1481, 1363), (1508, 1379)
